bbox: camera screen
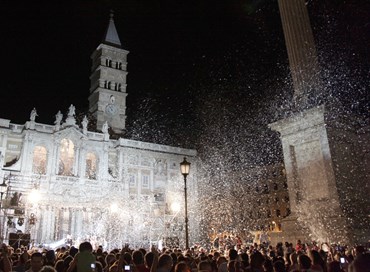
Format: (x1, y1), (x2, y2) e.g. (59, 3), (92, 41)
(91, 264), (96, 268)
(125, 265), (130, 271)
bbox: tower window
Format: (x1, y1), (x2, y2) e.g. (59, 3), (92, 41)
(105, 59), (112, 67)
(115, 83), (121, 91)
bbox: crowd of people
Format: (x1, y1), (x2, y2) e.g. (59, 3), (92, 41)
(0, 239), (369, 272)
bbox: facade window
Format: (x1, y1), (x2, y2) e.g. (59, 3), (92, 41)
(276, 209), (281, 217)
(32, 146), (47, 174)
(129, 175), (136, 187)
(283, 182), (288, 189)
(85, 153), (97, 180)
(58, 139), (74, 176)
(267, 209), (271, 218)
(275, 196), (279, 203)
(284, 196), (290, 203)
(263, 184), (269, 194)
(273, 182), (278, 190)
(286, 208), (291, 217)
(142, 175), (149, 188)
(106, 59), (112, 67)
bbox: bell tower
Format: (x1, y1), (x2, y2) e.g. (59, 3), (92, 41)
(88, 12), (129, 134)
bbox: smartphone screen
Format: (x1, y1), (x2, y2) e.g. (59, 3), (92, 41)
(91, 263), (96, 269)
(340, 257), (345, 264)
(124, 265), (130, 271)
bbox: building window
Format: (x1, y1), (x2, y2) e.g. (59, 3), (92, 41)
(284, 196), (290, 203)
(276, 209), (281, 217)
(142, 175), (149, 188)
(85, 153), (97, 180)
(263, 184), (269, 194)
(283, 182), (288, 189)
(275, 196), (279, 203)
(286, 208), (291, 217)
(267, 209), (271, 218)
(32, 146), (47, 174)
(106, 59), (112, 67)
(273, 182), (278, 190)
(58, 139), (74, 176)
(129, 175), (136, 187)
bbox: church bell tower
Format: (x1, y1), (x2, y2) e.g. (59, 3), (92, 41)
(88, 12), (129, 134)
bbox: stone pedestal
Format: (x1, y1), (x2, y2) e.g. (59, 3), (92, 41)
(269, 106), (370, 244)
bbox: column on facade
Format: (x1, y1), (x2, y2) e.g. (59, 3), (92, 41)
(74, 146), (81, 177)
(51, 140), (60, 175)
(101, 144), (109, 181)
(80, 149), (86, 180)
(20, 132), (33, 174)
(117, 148), (124, 181)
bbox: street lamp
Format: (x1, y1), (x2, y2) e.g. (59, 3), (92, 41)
(180, 157), (190, 249)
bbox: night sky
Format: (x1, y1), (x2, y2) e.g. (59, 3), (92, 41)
(0, 1), (369, 152)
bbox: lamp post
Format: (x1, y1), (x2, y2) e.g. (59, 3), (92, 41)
(180, 157), (190, 249)
(0, 177), (9, 243)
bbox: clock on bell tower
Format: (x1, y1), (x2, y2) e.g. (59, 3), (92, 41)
(88, 12), (129, 134)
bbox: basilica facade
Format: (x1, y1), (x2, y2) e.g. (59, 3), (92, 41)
(0, 14), (198, 249)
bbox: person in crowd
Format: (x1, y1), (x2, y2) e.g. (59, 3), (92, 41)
(246, 251), (264, 272)
(27, 252), (44, 272)
(132, 250), (149, 272)
(174, 262), (191, 272)
(348, 253), (370, 272)
(263, 259), (273, 272)
(155, 253), (173, 272)
(54, 259), (66, 272)
(40, 266), (57, 272)
(217, 256), (228, 272)
(308, 250), (326, 272)
(297, 255), (311, 272)
(45, 251), (56, 267)
(198, 261), (212, 272)
(272, 261), (285, 272)
(67, 242), (96, 272)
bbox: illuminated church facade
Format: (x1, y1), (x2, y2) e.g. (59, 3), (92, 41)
(0, 14), (197, 249)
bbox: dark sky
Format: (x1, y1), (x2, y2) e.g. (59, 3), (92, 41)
(0, 1), (283, 123)
(0, 1), (368, 146)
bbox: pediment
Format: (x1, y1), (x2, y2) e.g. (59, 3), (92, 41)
(54, 126), (87, 143)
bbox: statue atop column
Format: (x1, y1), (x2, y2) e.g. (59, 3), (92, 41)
(30, 108), (38, 122)
(26, 107), (38, 129)
(68, 105), (76, 117)
(82, 116), (89, 134)
(64, 104), (77, 127)
(54, 111), (63, 131)
(102, 121), (109, 141)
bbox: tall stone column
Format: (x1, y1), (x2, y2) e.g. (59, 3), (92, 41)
(269, 0), (348, 244)
(278, 0), (322, 107)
